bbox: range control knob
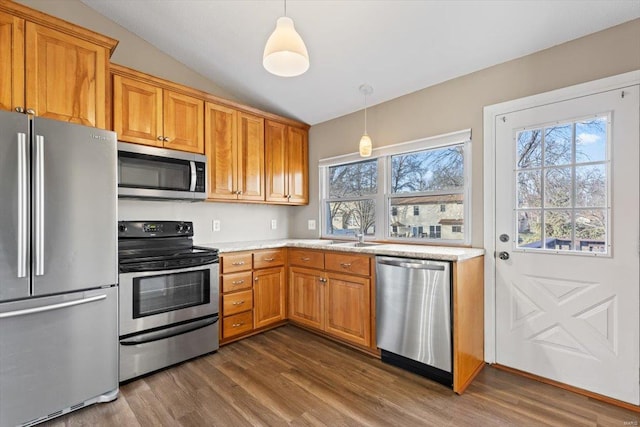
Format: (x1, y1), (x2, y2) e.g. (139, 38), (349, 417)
(118, 224), (127, 233)
(185, 224), (192, 233)
(176, 223), (184, 232)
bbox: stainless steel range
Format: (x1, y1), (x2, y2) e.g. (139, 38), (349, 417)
(117, 221), (219, 382)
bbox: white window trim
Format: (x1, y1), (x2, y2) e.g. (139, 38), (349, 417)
(319, 129), (472, 244)
(482, 70), (640, 365)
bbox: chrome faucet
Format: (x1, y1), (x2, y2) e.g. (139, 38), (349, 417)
(355, 231), (365, 244)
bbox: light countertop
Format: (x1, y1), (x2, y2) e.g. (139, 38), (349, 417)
(199, 239), (484, 262)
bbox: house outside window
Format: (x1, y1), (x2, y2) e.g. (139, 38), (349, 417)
(320, 130), (471, 244)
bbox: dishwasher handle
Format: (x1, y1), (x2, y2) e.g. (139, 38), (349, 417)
(377, 258), (446, 270)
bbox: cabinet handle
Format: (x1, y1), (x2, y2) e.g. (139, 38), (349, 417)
(15, 107), (25, 113)
(254, 277), (259, 281)
(231, 261), (245, 266)
(301, 257), (311, 261)
(237, 190), (243, 195)
(232, 300), (245, 305)
(340, 263), (352, 268)
(163, 137), (170, 142)
(263, 257), (275, 262)
(318, 277), (327, 283)
(26, 109), (35, 115)
(232, 322), (244, 327)
(157, 136), (164, 141)
(231, 280), (244, 285)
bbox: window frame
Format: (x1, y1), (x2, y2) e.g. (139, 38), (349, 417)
(319, 129), (472, 245)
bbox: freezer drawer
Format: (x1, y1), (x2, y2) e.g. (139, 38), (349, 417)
(0, 287), (118, 427)
(376, 256), (452, 381)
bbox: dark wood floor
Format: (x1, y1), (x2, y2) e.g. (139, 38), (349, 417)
(45, 325), (638, 426)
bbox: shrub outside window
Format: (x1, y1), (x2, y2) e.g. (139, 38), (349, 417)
(320, 130), (471, 244)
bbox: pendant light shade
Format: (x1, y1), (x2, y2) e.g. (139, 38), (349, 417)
(263, 16), (309, 77)
(359, 84), (373, 157)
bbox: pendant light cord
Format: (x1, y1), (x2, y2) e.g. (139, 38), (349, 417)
(284, 0), (287, 16)
(364, 92), (368, 134)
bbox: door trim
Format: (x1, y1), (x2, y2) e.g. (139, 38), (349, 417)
(482, 70), (640, 363)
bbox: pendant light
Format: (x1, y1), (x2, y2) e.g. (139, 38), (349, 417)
(359, 84), (373, 157)
(263, 0), (309, 77)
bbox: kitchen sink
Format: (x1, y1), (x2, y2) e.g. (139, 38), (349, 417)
(330, 241), (382, 248)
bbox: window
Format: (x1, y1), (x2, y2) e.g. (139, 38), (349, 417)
(515, 116), (608, 253)
(320, 130), (471, 243)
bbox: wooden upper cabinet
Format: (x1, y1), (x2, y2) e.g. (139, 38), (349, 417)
(0, 11), (24, 113)
(113, 75), (163, 146)
(112, 69), (204, 154)
(237, 112), (265, 201)
(206, 102), (238, 200)
(0, 2), (117, 127)
(265, 120), (308, 205)
(162, 90), (204, 153)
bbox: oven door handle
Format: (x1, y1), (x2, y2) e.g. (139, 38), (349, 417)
(120, 315), (219, 346)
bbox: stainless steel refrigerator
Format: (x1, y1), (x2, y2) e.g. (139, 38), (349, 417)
(0, 110), (119, 427)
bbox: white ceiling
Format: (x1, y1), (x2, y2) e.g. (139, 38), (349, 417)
(80, 0), (639, 125)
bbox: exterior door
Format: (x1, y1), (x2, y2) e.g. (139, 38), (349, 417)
(494, 86), (639, 404)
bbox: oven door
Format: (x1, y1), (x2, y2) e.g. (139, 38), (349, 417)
(119, 262), (219, 336)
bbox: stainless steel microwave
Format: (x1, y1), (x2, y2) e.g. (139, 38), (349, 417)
(117, 142), (207, 201)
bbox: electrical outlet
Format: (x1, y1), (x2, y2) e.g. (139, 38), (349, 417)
(212, 220), (220, 232)
(271, 219), (277, 230)
(308, 220), (316, 230)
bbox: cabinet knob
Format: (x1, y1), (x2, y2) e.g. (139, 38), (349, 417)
(15, 107), (25, 113)
(163, 137), (170, 142)
(25, 109), (35, 115)
(237, 190), (243, 195)
(254, 277), (259, 281)
(157, 136), (164, 141)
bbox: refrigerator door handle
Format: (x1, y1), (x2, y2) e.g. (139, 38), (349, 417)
(17, 132), (28, 278)
(189, 160), (197, 192)
(35, 135), (45, 276)
(0, 294), (107, 319)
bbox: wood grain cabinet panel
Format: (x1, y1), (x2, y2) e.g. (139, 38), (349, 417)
(265, 120), (308, 205)
(237, 112), (265, 201)
(253, 267), (286, 329)
(223, 311), (253, 339)
(221, 252), (252, 274)
(113, 75), (163, 146)
(163, 90), (204, 153)
(288, 249), (324, 270)
(223, 289), (253, 316)
(253, 249), (285, 269)
(221, 271), (253, 293)
(325, 272), (371, 347)
(289, 266), (324, 330)
(205, 102), (238, 200)
(0, 11), (24, 113)
(325, 252), (370, 276)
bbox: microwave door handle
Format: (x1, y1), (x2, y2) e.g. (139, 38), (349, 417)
(189, 161), (196, 192)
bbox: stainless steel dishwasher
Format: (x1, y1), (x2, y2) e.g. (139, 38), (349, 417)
(376, 256), (452, 386)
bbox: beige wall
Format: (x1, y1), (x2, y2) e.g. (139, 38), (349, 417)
(16, 0), (238, 99)
(293, 19), (640, 247)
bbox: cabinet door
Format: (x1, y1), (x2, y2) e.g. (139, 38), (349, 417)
(237, 112), (264, 201)
(287, 126), (309, 204)
(25, 22), (108, 128)
(205, 102), (238, 200)
(113, 75), (163, 146)
(289, 267), (324, 330)
(253, 267), (286, 329)
(0, 12), (24, 113)
(163, 90), (204, 154)
(265, 120), (288, 203)
(325, 272), (371, 347)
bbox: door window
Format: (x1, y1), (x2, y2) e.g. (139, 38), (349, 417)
(515, 115), (609, 253)
(133, 270), (210, 318)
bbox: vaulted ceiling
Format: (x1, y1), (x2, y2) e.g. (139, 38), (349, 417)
(81, 0), (639, 125)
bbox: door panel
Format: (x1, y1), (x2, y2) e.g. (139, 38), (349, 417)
(33, 118), (117, 295)
(25, 23), (107, 128)
(326, 272), (370, 347)
(237, 112), (264, 201)
(0, 12), (24, 113)
(205, 102), (237, 199)
(113, 75), (163, 146)
(0, 111), (30, 301)
(289, 267), (323, 329)
(254, 267), (285, 328)
(265, 120), (288, 202)
(495, 86), (639, 404)
(163, 90), (204, 154)
(287, 126), (308, 204)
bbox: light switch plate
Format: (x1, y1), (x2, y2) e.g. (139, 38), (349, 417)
(271, 219), (277, 230)
(213, 220), (220, 232)
(308, 220), (316, 230)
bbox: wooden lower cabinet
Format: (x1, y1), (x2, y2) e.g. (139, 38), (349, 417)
(288, 250), (373, 349)
(253, 266), (286, 329)
(223, 311), (253, 339)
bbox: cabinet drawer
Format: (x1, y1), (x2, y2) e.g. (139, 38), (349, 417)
(222, 271), (253, 293)
(222, 289), (253, 316)
(325, 252), (371, 276)
(222, 252), (252, 273)
(289, 249), (324, 269)
(223, 311), (253, 339)
(253, 249), (285, 269)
